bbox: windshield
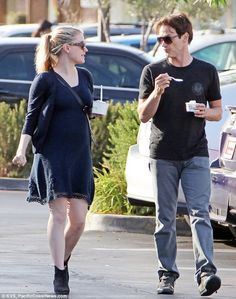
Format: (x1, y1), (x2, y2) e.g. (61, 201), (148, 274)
(192, 42), (236, 72)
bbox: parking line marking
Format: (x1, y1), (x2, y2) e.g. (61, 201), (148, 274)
(92, 248), (236, 253)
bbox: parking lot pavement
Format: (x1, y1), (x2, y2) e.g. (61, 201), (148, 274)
(0, 190), (236, 298)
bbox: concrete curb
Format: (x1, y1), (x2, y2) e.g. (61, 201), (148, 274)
(85, 213), (156, 234)
(0, 178), (191, 236)
(85, 212), (191, 236)
(0, 177), (28, 191)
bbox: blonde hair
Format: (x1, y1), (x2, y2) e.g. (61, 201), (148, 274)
(35, 26), (83, 74)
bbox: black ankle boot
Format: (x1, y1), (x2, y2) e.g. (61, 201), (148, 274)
(53, 266), (70, 295)
(64, 255), (71, 285)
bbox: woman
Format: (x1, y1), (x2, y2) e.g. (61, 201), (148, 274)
(31, 19), (53, 37)
(12, 26), (94, 295)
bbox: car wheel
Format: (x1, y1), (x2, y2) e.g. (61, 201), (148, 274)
(229, 225), (236, 238)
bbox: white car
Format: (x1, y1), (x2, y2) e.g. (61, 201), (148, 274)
(0, 24), (39, 37)
(125, 70), (236, 208)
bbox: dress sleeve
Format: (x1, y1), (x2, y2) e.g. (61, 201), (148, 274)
(22, 72), (52, 136)
(79, 67), (94, 94)
(85, 69), (94, 94)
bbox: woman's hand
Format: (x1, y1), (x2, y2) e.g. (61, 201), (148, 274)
(12, 154), (27, 167)
(12, 134), (31, 167)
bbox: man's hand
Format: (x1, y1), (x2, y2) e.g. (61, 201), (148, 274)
(154, 73), (171, 97)
(194, 103), (207, 118)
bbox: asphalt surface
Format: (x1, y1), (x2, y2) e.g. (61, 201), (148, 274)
(0, 190), (236, 298)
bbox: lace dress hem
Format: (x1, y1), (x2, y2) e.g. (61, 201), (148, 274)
(27, 193), (88, 205)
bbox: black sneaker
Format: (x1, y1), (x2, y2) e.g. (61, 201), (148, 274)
(157, 273), (176, 295)
(198, 272), (221, 296)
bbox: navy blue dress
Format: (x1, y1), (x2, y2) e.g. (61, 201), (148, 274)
(22, 67), (94, 205)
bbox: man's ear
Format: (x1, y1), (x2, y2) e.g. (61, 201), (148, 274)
(183, 32), (189, 44)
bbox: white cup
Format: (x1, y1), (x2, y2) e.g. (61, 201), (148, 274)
(186, 100), (197, 112)
(92, 100), (109, 116)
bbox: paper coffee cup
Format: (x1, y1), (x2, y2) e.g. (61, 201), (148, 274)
(92, 100), (109, 116)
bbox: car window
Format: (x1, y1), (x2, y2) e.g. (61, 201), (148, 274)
(84, 53), (143, 88)
(11, 32), (32, 37)
(226, 43), (236, 70)
(192, 42), (236, 71)
(0, 51), (35, 80)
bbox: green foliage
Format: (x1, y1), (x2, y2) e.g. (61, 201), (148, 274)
(124, 0), (227, 45)
(125, 0), (176, 21)
(194, 0), (227, 6)
(177, 0), (226, 28)
(0, 101), (32, 177)
(90, 101), (155, 216)
(91, 101), (121, 169)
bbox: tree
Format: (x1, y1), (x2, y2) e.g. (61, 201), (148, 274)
(53, 0), (82, 23)
(97, 0), (111, 42)
(178, 0), (227, 29)
(196, 0), (227, 6)
(124, 0), (228, 51)
(123, 0), (176, 51)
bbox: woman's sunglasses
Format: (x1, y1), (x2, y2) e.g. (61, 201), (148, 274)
(157, 35), (178, 45)
(70, 41), (86, 49)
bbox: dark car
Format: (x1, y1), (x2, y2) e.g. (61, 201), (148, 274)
(0, 37), (154, 104)
(210, 106), (236, 237)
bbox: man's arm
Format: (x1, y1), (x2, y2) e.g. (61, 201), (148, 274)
(138, 73), (171, 123)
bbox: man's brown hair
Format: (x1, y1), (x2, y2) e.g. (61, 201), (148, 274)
(154, 13), (193, 44)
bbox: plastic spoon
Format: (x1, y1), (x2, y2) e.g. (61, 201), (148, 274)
(170, 76), (183, 82)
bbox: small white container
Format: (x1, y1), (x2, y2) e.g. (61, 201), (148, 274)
(92, 100), (109, 115)
(92, 85), (108, 116)
(186, 100), (197, 112)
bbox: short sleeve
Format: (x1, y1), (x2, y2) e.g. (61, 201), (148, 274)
(207, 65), (221, 102)
(139, 65), (154, 99)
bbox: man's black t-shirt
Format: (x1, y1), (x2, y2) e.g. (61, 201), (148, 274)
(139, 58), (221, 160)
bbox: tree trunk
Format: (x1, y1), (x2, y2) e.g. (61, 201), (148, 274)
(97, 0), (110, 42)
(0, 0), (7, 24)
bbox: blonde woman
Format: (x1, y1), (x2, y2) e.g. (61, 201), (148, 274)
(12, 26), (94, 295)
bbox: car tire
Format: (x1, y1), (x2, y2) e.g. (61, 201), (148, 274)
(229, 225), (236, 238)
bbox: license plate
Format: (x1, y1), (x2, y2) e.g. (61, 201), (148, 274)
(223, 136), (236, 160)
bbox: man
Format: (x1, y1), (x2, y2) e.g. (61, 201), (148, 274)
(138, 13), (222, 296)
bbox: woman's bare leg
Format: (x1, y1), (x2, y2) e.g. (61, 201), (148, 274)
(47, 197), (68, 270)
(64, 198), (88, 261)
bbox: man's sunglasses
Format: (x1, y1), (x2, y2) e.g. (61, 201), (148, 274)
(70, 41), (86, 49)
(157, 35), (178, 45)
